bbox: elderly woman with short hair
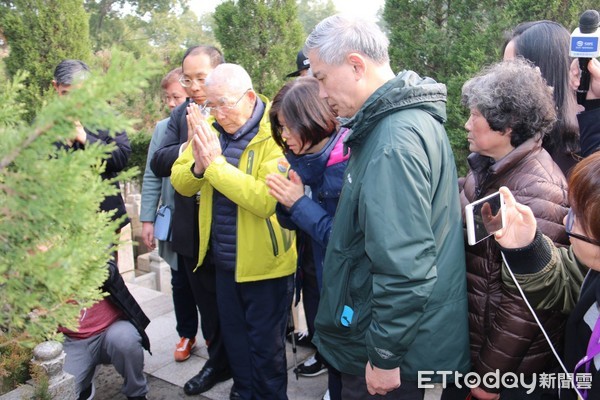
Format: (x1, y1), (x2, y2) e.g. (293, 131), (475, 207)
(458, 58), (569, 400)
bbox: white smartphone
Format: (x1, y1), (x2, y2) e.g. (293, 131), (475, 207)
(465, 191), (505, 246)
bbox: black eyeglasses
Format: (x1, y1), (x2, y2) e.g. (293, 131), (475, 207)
(565, 208), (600, 246)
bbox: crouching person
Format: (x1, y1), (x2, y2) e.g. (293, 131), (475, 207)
(60, 260), (150, 400)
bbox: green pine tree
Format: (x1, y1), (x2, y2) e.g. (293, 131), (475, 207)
(213, 0), (305, 99)
(0, 51), (159, 391)
(383, 0), (594, 176)
(1, 0), (92, 121)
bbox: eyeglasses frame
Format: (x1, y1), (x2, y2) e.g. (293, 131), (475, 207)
(201, 89), (251, 115)
(565, 208), (600, 246)
(178, 75), (206, 88)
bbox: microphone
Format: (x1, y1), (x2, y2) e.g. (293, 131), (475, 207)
(570, 10), (600, 104)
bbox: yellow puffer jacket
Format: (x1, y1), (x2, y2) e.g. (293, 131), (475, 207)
(170, 97), (296, 282)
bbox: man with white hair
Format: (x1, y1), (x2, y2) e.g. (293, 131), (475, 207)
(170, 63), (296, 400)
(304, 15), (470, 399)
(150, 46), (231, 396)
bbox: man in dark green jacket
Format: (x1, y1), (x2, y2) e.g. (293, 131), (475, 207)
(304, 14), (470, 399)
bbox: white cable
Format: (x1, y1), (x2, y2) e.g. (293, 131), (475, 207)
(502, 252), (586, 399)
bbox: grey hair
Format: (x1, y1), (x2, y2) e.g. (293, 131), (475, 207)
(304, 14), (389, 65)
(205, 63), (253, 95)
(461, 58), (556, 148)
(53, 59), (91, 85)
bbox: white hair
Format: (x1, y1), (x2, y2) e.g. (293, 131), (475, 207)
(304, 14), (389, 65)
(205, 63), (253, 95)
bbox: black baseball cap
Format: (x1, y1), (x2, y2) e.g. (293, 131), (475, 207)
(286, 50), (311, 78)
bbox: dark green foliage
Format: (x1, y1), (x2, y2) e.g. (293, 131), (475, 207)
(384, 0), (595, 176)
(84, 0), (175, 51)
(1, 0), (91, 121)
(213, 0), (305, 99)
(79, 2), (211, 152)
(297, 0), (337, 35)
(128, 130), (153, 184)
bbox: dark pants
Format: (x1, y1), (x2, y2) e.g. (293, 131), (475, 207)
(170, 266), (198, 339)
(328, 368), (343, 400)
(216, 269), (294, 400)
(341, 373), (424, 400)
(182, 255), (229, 373)
(301, 245), (319, 341)
(300, 239), (343, 399)
(441, 384), (559, 400)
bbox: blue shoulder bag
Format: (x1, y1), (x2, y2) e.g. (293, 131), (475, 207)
(153, 205), (173, 241)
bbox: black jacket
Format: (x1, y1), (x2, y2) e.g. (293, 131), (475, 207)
(150, 99), (199, 259)
(55, 128), (131, 230)
(103, 260), (151, 352)
(579, 106), (600, 159)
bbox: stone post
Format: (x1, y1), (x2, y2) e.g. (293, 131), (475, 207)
(149, 249), (172, 294)
(30, 341), (76, 400)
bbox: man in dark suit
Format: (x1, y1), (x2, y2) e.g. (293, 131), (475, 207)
(150, 46), (232, 397)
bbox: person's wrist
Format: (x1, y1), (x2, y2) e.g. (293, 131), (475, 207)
(191, 163), (204, 178)
(211, 155), (226, 165)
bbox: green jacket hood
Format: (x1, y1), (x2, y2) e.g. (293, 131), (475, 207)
(345, 70), (447, 144)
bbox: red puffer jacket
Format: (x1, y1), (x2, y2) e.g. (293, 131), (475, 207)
(459, 138), (569, 392)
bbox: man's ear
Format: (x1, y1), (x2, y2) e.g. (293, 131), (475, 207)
(52, 80), (59, 93)
(347, 53), (367, 79)
(247, 89), (257, 103)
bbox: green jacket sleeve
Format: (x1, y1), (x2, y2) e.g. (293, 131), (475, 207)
(501, 232), (586, 314)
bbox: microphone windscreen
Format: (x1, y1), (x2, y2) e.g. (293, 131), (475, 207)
(579, 10), (600, 33)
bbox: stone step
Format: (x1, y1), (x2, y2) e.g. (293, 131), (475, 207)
(133, 270), (157, 291)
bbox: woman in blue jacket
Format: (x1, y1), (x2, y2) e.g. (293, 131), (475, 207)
(266, 76), (349, 400)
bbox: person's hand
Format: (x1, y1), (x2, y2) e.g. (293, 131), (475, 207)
(493, 186), (536, 249)
(481, 201), (503, 234)
(569, 58), (600, 101)
(265, 170), (305, 208)
(186, 103), (205, 143)
(365, 363), (400, 396)
(73, 120), (87, 144)
(191, 120), (222, 175)
(141, 222), (156, 250)
(471, 386), (500, 400)
(66, 120), (87, 146)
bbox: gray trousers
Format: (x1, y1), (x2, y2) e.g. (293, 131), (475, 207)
(63, 320), (148, 398)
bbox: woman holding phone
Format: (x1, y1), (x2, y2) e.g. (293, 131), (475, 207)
(495, 151), (600, 400)
(455, 58), (569, 400)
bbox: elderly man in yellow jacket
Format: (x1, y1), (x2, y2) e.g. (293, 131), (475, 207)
(171, 63), (296, 400)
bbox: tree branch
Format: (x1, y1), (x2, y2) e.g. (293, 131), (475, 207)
(0, 123), (53, 171)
